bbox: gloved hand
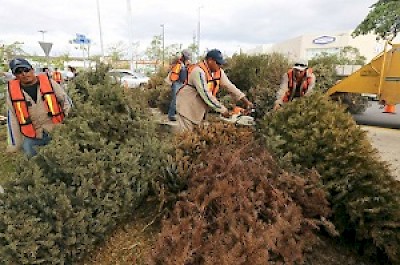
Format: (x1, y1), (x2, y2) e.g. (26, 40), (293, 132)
(221, 110), (231, 118)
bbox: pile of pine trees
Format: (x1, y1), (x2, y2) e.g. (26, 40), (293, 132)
(257, 93), (400, 263)
(0, 65), (170, 264)
(1, 62), (398, 264)
(150, 123), (335, 264)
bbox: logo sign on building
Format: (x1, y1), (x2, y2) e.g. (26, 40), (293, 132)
(312, 36), (336, 45)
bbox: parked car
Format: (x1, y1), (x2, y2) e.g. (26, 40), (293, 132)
(0, 115), (6, 125)
(108, 69), (150, 89)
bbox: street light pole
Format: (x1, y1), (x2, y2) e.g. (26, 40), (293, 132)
(161, 24), (165, 67)
(96, 0), (105, 61)
(127, 0), (135, 71)
(197, 6), (203, 60)
(38, 30), (47, 42)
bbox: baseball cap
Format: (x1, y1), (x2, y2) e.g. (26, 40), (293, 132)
(293, 59), (308, 71)
(206, 49), (226, 65)
(181, 49), (192, 61)
(9, 58), (33, 74)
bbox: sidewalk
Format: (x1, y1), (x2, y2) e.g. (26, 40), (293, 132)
(362, 126), (400, 180)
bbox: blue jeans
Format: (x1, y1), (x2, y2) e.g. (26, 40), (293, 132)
(168, 82), (183, 119)
(22, 132), (51, 157)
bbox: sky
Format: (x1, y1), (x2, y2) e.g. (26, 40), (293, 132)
(0, 0), (377, 58)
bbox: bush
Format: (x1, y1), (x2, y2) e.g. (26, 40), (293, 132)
(0, 66), (170, 264)
(148, 67), (169, 89)
(143, 88), (163, 108)
(257, 93), (400, 263)
(150, 139), (334, 265)
(225, 53), (290, 94)
(156, 86), (171, 114)
(154, 122), (254, 209)
(247, 84), (278, 120)
(223, 53), (290, 120)
(308, 53), (369, 114)
(0, 84), (5, 115)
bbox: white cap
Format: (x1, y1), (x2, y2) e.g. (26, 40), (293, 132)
(293, 59), (308, 71)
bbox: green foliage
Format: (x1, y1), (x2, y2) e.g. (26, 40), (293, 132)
(107, 41), (128, 67)
(308, 53), (340, 92)
(308, 52), (368, 114)
(156, 86), (171, 114)
(150, 139), (334, 264)
(0, 42), (27, 71)
(339, 46), (367, 65)
(257, 93), (400, 263)
(353, 0), (400, 39)
(0, 127), (22, 185)
(225, 53), (290, 94)
(145, 35), (162, 62)
(0, 84), (6, 115)
(0, 65), (171, 264)
(143, 88), (163, 108)
(248, 84), (278, 119)
(224, 53), (290, 118)
(137, 65), (171, 113)
(148, 67), (169, 89)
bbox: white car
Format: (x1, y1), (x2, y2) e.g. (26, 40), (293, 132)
(108, 69), (150, 89)
(0, 115), (7, 125)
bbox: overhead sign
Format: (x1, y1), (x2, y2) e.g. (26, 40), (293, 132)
(38, 41), (53, 56)
(71, 33), (91, 45)
(312, 36), (336, 45)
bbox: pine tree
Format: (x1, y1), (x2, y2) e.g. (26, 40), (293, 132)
(258, 92), (400, 263)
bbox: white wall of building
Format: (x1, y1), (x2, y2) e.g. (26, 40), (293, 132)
(247, 30), (386, 63)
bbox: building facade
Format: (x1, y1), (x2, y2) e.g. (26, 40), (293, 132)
(247, 31), (386, 63)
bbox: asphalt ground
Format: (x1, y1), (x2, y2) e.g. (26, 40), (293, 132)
(353, 101), (400, 129)
(362, 125), (400, 180)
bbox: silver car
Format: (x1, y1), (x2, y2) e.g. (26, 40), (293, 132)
(108, 69), (150, 89)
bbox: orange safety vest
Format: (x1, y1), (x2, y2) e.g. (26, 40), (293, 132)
(186, 61), (221, 96)
(52, 71), (62, 83)
(283, 68), (313, 102)
(169, 59), (183, 82)
(8, 74), (65, 138)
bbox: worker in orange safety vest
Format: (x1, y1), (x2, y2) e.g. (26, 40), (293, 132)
(52, 67), (63, 84)
(176, 49), (253, 132)
(167, 49), (192, 121)
(274, 59), (316, 110)
(6, 58), (72, 157)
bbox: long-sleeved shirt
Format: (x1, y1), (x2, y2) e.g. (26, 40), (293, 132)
(6, 77), (72, 152)
(176, 64), (245, 124)
(275, 69), (316, 106)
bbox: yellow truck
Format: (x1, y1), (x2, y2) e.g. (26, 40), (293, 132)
(326, 41), (400, 112)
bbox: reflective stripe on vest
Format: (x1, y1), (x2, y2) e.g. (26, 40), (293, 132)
(197, 62), (221, 96)
(8, 74), (64, 138)
(284, 68), (313, 102)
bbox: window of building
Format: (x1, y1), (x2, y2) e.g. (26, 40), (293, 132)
(306, 47), (340, 59)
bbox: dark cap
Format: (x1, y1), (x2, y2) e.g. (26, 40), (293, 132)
(206, 49), (226, 65)
(9, 58), (33, 74)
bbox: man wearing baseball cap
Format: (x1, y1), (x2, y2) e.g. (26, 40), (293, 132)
(6, 58), (72, 157)
(175, 49), (253, 132)
(273, 59), (316, 110)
